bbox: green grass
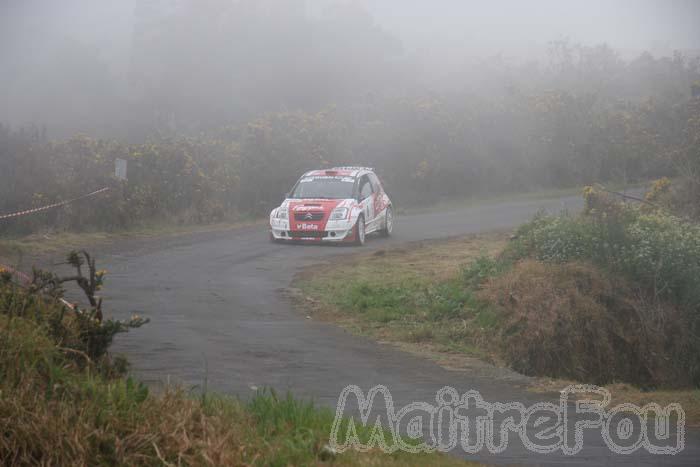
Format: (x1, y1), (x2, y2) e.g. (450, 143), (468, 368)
(297, 234), (509, 363)
(320, 274), (500, 346)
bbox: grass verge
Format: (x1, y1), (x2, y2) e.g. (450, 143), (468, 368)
(294, 233), (510, 364)
(295, 230), (700, 427)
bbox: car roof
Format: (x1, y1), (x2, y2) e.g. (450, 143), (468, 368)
(303, 167), (374, 178)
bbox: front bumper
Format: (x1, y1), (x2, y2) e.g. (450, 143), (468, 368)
(269, 219), (355, 242)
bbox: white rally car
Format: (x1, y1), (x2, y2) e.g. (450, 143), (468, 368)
(269, 167), (393, 245)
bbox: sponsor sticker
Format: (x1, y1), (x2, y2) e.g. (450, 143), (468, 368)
(296, 223), (320, 230)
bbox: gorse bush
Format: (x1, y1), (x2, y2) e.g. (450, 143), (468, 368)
(508, 189), (700, 311)
(620, 212), (700, 308)
(0, 264), (146, 372)
(505, 213), (603, 263)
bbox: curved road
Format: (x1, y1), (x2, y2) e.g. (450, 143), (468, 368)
(89, 194), (697, 466)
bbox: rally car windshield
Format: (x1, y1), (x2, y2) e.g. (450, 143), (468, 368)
(289, 176), (355, 199)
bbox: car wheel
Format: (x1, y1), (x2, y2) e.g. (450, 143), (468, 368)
(269, 232), (279, 243)
(380, 206), (393, 237)
(353, 216), (366, 246)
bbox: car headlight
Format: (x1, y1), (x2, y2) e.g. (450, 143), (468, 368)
(275, 208), (288, 220)
(330, 207), (349, 220)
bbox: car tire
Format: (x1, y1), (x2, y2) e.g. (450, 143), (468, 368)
(269, 232), (279, 243)
(380, 206), (393, 237)
(353, 216), (366, 246)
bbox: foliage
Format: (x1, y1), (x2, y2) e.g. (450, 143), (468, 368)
(0, 251), (147, 367)
(662, 97), (700, 219)
(479, 260), (684, 386)
(2, 47), (699, 235)
(502, 188), (700, 385)
(508, 189), (700, 310)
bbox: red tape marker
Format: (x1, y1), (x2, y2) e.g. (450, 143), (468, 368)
(0, 187), (110, 220)
(0, 263), (31, 283)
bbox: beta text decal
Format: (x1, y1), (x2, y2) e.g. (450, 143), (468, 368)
(296, 223), (319, 230)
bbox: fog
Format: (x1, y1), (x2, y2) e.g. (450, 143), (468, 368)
(1, 0), (698, 139)
(363, 0), (700, 56)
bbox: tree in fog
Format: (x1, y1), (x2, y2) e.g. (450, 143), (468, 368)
(128, 0), (402, 134)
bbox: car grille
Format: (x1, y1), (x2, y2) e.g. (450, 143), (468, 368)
(294, 212), (324, 221)
(288, 230), (326, 238)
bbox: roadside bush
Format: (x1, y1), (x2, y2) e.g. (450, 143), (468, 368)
(657, 97), (700, 220)
(479, 260), (687, 386)
(499, 188), (700, 386)
(1, 258), (147, 368)
(507, 189), (700, 310)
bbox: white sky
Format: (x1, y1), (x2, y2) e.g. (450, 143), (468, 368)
(352, 0), (700, 57)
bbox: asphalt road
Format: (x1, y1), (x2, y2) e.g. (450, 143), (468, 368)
(87, 194), (699, 466)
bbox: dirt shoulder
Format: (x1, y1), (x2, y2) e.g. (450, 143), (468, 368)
(292, 231), (700, 426)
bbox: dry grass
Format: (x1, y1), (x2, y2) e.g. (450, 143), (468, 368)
(530, 379), (700, 427)
(480, 259), (692, 387)
(1, 384), (250, 465)
(479, 260), (642, 384)
(604, 384), (700, 427)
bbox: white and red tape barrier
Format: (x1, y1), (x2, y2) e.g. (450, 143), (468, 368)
(0, 263), (31, 283)
(0, 187), (110, 220)
(0, 187), (110, 309)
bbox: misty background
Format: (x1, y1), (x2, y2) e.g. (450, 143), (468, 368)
(2, 0), (699, 138)
(1, 0), (699, 233)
